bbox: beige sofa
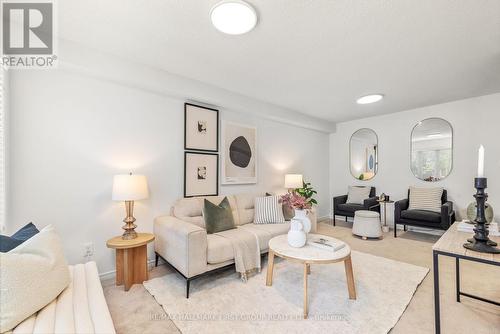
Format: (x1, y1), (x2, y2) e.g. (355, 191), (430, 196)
(154, 192), (317, 297)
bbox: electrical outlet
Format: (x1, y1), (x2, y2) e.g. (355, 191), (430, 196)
(83, 242), (94, 258)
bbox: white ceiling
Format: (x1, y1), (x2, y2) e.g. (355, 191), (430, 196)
(58, 0), (500, 122)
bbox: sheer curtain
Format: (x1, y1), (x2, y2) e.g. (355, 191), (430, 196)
(0, 68), (6, 232)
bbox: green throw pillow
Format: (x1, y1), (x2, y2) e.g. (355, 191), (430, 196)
(203, 197), (236, 234)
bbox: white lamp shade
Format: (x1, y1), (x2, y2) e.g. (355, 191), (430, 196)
(112, 174), (149, 201)
(284, 174), (303, 189)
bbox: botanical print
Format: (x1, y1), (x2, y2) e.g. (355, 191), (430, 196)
(185, 152), (218, 197)
(185, 103), (218, 152)
(198, 121), (207, 134)
(197, 166), (207, 179)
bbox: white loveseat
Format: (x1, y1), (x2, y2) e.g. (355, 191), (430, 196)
(154, 192), (317, 297)
(9, 262), (115, 334)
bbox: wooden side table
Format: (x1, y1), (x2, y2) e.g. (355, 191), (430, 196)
(106, 233), (155, 291)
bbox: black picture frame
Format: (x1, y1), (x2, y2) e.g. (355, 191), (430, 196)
(184, 103), (219, 152)
(184, 151), (219, 198)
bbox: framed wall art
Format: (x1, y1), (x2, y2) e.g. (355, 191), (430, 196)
(221, 121), (257, 184)
(184, 151), (219, 197)
(184, 103), (219, 152)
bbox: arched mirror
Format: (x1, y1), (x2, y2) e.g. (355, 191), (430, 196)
(411, 118), (453, 182)
(350, 128), (378, 181)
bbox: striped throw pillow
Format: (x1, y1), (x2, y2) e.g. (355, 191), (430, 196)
(254, 195), (286, 224)
(408, 186), (443, 213)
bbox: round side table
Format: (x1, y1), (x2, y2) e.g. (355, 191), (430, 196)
(106, 233), (155, 291)
(378, 200), (394, 233)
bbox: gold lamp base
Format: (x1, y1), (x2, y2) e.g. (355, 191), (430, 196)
(122, 200), (138, 240)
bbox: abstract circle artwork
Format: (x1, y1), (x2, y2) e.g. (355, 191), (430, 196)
(229, 136), (252, 168)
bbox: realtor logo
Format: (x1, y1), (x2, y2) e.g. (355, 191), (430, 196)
(1, 1), (57, 68)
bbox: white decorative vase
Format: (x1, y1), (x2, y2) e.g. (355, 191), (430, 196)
(293, 209), (311, 233)
(288, 219), (307, 248)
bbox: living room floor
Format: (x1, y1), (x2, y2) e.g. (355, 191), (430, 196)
(102, 220), (500, 334)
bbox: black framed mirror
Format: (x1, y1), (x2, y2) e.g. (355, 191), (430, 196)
(349, 128), (378, 181)
(410, 118), (453, 182)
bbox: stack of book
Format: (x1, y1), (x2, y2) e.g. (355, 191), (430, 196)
(307, 236), (346, 252)
(457, 220), (499, 236)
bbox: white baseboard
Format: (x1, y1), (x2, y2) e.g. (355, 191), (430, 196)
(99, 258), (157, 281)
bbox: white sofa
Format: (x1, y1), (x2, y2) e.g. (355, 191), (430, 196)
(154, 192), (317, 297)
(10, 261), (115, 334)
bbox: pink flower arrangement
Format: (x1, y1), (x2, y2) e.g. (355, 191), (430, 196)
(279, 192), (312, 210)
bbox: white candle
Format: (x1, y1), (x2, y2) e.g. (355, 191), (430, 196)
(477, 145), (485, 177)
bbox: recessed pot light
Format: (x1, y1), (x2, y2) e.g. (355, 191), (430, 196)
(356, 94), (384, 104)
(210, 0), (257, 35)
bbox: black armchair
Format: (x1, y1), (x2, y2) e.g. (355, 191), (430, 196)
(332, 187), (379, 226)
(394, 189), (455, 237)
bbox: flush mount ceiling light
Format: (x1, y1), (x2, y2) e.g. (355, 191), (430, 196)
(210, 0), (257, 35)
(356, 94), (384, 105)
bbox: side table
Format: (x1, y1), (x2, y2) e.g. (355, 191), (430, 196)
(378, 200), (394, 233)
(106, 233), (155, 291)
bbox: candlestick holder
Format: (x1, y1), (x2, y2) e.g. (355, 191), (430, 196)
(463, 177), (500, 253)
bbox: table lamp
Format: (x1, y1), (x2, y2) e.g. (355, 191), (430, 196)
(284, 174), (303, 192)
(112, 173), (149, 240)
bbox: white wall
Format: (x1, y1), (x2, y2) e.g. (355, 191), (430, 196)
(330, 93), (500, 226)
(8, 47), (330, 276)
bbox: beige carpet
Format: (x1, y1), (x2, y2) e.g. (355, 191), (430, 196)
(102, 221), (500, 334)
(143, 250), (428, 334)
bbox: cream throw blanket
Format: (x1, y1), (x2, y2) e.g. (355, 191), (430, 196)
(214, 227), (261, 281)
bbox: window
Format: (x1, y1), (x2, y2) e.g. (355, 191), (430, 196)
(0, 68), (6, 232)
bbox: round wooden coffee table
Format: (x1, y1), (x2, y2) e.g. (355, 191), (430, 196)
(266, 234), (356, 318)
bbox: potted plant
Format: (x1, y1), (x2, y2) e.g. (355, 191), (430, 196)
(280, 181), (318, 234)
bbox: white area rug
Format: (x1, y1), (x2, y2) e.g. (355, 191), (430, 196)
(144, 251), (428, 334)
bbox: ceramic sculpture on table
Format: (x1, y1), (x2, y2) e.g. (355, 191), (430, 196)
(467, 202), (494, 223)
(287, 219), (307, 248)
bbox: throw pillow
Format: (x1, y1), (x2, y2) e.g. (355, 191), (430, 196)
(11, 222), (39, 241)
(346, 186), (372, 205)
(408, 186), (443, 213)
(203, 197), (236, 234)
(0, 222), (40, 253)
(266, 192), (294, 220)
(254, 195), (286, 224)
(0, 225), (70, 332)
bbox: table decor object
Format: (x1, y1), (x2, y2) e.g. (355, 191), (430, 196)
(466, 202), (494, 223)
(463, 145), (500, 253)
(280, 179), (317, 240)
(308, 235), (346, 252)
(458, 221), (499, 236)
(112, 173), (149, 240)
(287, 218), (307, 247)
(280, 192), (313, 241)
